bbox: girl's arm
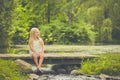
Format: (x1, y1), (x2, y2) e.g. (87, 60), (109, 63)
(29, 41), (36, 53)
(39, 38), (45, 53)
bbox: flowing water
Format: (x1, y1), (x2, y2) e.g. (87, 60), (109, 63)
(37, 74), (106, 80)
(31, 65), (108, 80)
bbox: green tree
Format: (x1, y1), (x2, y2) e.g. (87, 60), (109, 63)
(102, 0), (120, 43)
(87, 6), (104, 43)
(0, 0), (14, 53)
(110, 2), (120, 43)
(12, 0), (51, 44)
(101, 18), (112, 43)
(8, 0), (120, 45)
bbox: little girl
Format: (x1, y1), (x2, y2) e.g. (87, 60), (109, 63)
(29, 27), (45, 71)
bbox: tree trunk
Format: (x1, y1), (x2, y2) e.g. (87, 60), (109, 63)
(67, 0), (72, 24)
(47, 0), (50, 23)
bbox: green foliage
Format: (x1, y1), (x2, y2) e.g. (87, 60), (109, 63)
(79, 53), (120, 76)
(102, 0), (120, 43)
(87, 6), (104, 43)
(39, 20), (67, 44)
(101, 18), (112, 43)
(12, 0), (30, 44)
(110, 2), (120, 43)
(71, 22), (96, 44)
(40, 20), (96, 45)
(0, 59), (28, 80)
(1, 0), (120, 45)
(0, 0), (15, 53)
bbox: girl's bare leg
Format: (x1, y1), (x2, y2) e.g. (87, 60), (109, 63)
(32, 53), (39, 67)
(38, 53), (44, 70)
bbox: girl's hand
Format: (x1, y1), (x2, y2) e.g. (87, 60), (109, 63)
(32, 50), (37, 54)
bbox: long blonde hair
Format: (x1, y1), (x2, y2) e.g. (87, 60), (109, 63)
(29, 28), (40, 43)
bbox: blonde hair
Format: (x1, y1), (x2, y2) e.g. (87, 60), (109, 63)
(29, 27), (40, 43)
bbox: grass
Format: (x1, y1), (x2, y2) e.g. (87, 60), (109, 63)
(78, 52), (120, 76)
(9, 45), (120, 54)
(0, 59), (29, 80)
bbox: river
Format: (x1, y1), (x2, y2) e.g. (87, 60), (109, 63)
(30, 65), (111, 80)
(37, 74), (106, 80)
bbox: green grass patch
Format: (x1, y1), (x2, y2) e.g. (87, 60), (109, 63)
(0, 59), (28, 80)
(78, 52), (120, 76)
(9, 45), (120, 54)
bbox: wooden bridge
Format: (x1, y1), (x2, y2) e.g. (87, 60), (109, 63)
(0, 53), (97, 64)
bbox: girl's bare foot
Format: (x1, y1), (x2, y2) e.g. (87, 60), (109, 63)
(37, 66), (44, 73)
(37, 66), (41, 71)
(38, 67), (41, 71)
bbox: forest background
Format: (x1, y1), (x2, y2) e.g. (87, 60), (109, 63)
(0, 0), (120, 53)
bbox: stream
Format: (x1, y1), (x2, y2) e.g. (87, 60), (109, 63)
(30, 64), (119, 80)
(37, 74), (105, 80)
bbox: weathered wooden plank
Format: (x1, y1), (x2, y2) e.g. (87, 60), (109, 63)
(0, 53), (96, 58)
(0, 53), (97, 64)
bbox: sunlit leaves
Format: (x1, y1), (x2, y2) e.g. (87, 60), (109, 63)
(80, 53), (120, 76)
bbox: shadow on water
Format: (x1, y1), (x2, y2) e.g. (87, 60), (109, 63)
(51, 64), (81, 74)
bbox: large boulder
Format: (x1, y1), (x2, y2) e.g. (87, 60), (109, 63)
(15, 59), (33, 73)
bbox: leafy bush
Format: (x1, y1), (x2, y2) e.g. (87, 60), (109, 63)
(79, 52), (120, 76)
(0, 59), (28, 80)
(40, 21), (96, 45)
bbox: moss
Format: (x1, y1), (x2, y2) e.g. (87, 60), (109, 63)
(0, 59), (28, 80)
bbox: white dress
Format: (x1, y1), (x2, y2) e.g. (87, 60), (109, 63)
(29, 40), (42, 56)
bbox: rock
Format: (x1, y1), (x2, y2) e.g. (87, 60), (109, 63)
(52, 64), (78, 74)
(31, 66), (38, 72)
(29, 73), (39, 80)
(15, 59), (32, 73)
(30, 67), (55, 75)
(70, 70), (84, 75)
(99, 74), (120, 80)
(40, 67), (55, 74)
(52, 65), (67, 74)
(99, 74), (110, 79)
